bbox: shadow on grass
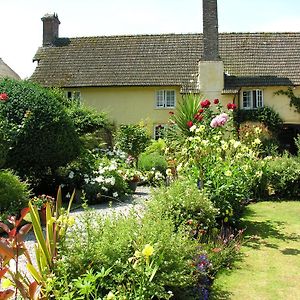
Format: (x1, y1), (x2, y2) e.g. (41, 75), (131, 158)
(238, 206), (300, 250)
(209, 285), (232, 300)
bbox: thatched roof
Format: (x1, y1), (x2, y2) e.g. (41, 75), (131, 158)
(0, 58), (21, 80)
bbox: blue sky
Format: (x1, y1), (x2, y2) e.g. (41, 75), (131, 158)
(2, 0), (300, 79)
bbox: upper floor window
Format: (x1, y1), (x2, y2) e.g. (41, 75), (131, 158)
(242, 90), (263, 109)
(66, 91), (81, 102)
(156, 90), (176, 108)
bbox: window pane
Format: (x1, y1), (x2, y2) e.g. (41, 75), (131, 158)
(242, 91), (251, 108)
(156, 91), (165, 107)
(165, 91), (175, 107)
(252, 90), (257, 108)
(256, 90), (263, 107)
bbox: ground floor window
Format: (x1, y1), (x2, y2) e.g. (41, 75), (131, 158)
(154, 124), (166, 140)
(66, 91), (81, 102)
(242, 90), (263, 109)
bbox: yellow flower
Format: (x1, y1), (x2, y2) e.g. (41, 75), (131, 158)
(224, 170), (232, 177)
(254, 138), (261, 144)
(2, 278), (13, 289)
(107, 291), (115, 300)
(68, 216), (75, 226)
(254, 127), (262, 134)
(142, 244), (154, 257)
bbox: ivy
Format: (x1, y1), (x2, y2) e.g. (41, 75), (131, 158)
(274, 87), (300, 113)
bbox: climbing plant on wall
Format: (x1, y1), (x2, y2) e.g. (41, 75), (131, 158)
(274, 87), (300, 113)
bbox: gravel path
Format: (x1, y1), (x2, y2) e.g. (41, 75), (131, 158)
(18, 186), (151, 277)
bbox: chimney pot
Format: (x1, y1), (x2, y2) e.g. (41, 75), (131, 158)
(41, 13), (60, 46)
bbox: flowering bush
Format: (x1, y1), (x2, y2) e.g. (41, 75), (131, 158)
(166, 95), (259, 221)
(83, 156), (129, 202)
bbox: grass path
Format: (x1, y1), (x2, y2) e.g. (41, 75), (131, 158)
(211, 201), (300, 300)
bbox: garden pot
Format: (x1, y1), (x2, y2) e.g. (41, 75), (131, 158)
(128, 180), (138, 192)
(39, 207), (47, 226)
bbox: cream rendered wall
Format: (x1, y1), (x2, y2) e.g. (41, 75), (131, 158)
(239, 86), (300, 124)
(78, 86), (182, 128)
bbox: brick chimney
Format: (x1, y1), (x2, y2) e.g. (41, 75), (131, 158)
(202, 0), (220, 61)
(41, 13), (60, 46)
(198, 0), (224, 99)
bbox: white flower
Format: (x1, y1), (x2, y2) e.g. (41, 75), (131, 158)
(166, 168), (172, 176)
(176, 163), (183, 172)
(68, 171), (74, 179)
(102, 186), (108, 192)
(113, 192), (118, 198)
(95, 176), (104, 183)
(189, 124), (197, 132)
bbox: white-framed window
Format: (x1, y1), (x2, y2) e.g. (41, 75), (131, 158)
(155, 90), (176, 108)
(66, 91), (81, 102)
(242, 90), (263, 109)
(154, 124), (166, 140)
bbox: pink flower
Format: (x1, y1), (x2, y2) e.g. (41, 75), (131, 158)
(210, 113), (229, 128)
(200, 99), (211, 108)
(187, 121), (193, 128)
(0, 93), (8, 101)
(213, 98), (219, 104)
(227, 103), (237, 110)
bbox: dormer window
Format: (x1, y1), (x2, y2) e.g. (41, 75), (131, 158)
(242, 90), (263, 109)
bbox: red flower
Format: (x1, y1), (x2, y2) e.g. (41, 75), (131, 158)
(198, 108), (204, 113)
(200, 99), (211, 108)
(0, 93), (8, 101)
(169, 111), (174, 115)
(194, 113), (203, 122)
(213, 98), (219, 104)
(187, 121), (193, 128)
(227, 103), (237, 110)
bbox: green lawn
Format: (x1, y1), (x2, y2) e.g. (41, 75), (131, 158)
(211, 201), (300, 300)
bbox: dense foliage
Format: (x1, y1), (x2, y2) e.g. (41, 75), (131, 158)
(0, 170), (30, 215)
(0, 79), (81, 187)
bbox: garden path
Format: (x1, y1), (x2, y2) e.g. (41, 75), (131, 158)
(211, 201), (300, 300)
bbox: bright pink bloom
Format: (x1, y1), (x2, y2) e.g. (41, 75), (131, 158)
(213, 98), (219, 104)
(0, 93), (8, 101)
(187, 121), (193, 128)
(200, 99), (211, 108)
(210, 113), (229, 128)
(227, 103), (237, 110)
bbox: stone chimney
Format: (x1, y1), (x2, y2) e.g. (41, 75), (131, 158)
(202, 0), (220, 61)
(198, 0), (224, 99)
(41, 13), (60, 46)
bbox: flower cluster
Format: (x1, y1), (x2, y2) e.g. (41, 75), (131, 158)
(0, 93), (8, 102)
(210, 113), (229, 128)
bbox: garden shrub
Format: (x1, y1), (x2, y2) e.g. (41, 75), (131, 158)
(0, 79), (81, 190)
(115, 124), (151, 161)
(52, 210), (199, 299)
(138, 151), (168, 173)
(295, 134), (300, 156)
(262, 155), (300, 199)
(234, 106), (283, 133)
(0, 170), (30, 215)
(146, 178), (218, 232)
(66, 101), (114, 149)
(238, 121), (279, 156)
